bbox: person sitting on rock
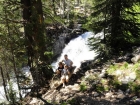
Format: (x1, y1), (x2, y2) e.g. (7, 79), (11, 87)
(56, 62), (64, 77)
(61, 64), (70, 87)
(62, 54), (73, 73)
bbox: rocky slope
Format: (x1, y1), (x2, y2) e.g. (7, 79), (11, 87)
(21, 47), (140, 105)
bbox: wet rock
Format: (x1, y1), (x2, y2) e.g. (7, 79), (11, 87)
(80, 60), (92, 69)
(53, 35), (65, 57)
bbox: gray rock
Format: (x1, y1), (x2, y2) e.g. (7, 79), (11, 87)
(93, 92), (99, 97)
(117, 93), (125, 99)
(105, 92), (113, 99)
(116, 90), (125, 99)
(131, 54), (140, 63)
(135, 98), (140, 102)
(118, 89), (124, 94)
(98, 72), (106, 78)
(53, 35), (65, 57)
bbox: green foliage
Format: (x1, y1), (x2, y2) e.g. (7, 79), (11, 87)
(120, 62), (129, 70)
(60, 102), (67, 105)
(44, 51), (53, 60)
(93, 79), (109, 92)
(38, 63), (54, 80)
(85, 0), (140, 53)
(107, 65), (118, 75)
(0, 102), (9, 105)
(106, 61), (140, 93)
(67, 98), (77, 104)
(88, 33), (112, 58)
(108, 76), (122, 89)
(85, 75), (96, 82)
(129, 82), (140, 93)
(60, 98), (77, 105)
(96, 84), (105, 93)
(80, 83), (87, 92)
(100, 79), (108, 85)
(135, 68), (140, 80)
(123, 62), (129, 68)
(134, 62), (140, 69)
(107, 62), (129, 75)
(104, 85), (109, 92)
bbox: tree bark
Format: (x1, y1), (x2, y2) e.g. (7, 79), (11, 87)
(21, 0), (33, 67)
(21, 0), (53, 87)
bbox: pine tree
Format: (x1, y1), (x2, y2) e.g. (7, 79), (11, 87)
(21, 0), (54, 87)
(86, 0), (140, 55)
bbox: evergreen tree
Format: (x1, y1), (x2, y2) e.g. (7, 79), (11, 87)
(86, 0), (140, 56)
(21, 0), (54, 86)
(0, 0), (25, 103)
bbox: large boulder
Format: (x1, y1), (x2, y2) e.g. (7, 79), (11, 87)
(53, 35), (65, 57)
(131, 46), (140, 63)
(131, 54), (140, 63)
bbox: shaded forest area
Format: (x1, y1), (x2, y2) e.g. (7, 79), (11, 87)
(0, 0), (139, 104)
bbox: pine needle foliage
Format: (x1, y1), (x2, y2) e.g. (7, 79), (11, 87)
(86, 0), (140, 56)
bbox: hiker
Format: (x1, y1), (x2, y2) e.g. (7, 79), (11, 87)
(62, 54), (73, 72)
(56, 62), (64, 77)
(61, 64), (70, 87)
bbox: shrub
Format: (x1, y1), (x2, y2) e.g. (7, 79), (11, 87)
(80, 83), (87, 92)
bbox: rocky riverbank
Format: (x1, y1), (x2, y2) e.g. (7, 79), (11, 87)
(22, 47), (140, 105)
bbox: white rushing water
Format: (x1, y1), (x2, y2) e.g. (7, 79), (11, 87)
(51, 32), (98, 71)
(0, 86), (7, 103)
(0, 78), (19, 103)
(0, 66), (32, 103)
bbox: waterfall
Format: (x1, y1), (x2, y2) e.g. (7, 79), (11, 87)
(51, 32), (98, 71)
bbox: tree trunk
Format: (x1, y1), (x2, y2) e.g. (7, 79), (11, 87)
(111, 0), (121, 49)
(21, 0), (32, 67)
(21, 0), (53, 87)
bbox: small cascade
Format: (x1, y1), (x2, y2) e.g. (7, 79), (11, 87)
(51, 32), (98, 72)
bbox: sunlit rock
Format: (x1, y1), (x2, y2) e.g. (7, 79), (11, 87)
(128, 72), (136, 80)
(115, 70), (122, 76)
(105, 92), (113, 98)
(131, 54), (140, 63)
(135, 98), (140, 102)
(92, 92), (99, 97)
(29, 98), (39, 104)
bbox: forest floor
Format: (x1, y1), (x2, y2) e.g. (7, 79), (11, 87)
(22, 54), (140, 105)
